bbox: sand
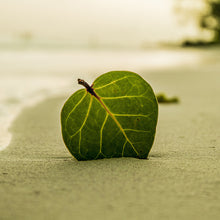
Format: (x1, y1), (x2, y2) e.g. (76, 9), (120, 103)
(0, 59), (220, 220)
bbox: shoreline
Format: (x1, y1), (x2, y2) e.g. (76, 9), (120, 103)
(1, 65), (220, 219)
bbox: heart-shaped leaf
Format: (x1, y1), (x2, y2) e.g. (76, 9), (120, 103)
(61, 71), (158, 160)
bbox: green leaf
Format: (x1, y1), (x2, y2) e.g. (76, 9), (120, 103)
(61, 71), (158, 161)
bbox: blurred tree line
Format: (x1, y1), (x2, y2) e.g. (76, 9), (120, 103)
(200, 0), (220, 43)
(175, 0), (220, 46)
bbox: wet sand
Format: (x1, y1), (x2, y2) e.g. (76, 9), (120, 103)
(0, 63), (220, 220)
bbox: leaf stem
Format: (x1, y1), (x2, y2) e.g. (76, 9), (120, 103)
(78, 79), (99, 99)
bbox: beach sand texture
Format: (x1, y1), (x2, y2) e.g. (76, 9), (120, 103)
(0, 50), (220, 220)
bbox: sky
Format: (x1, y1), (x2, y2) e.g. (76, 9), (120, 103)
(0, 0), (207, 48)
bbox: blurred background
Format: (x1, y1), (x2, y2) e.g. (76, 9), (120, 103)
(0, 0), (220, 150)
(1, 0), (220, 48)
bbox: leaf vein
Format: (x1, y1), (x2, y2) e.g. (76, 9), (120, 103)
(96, 98), (139, 156)
(65, 91), (87, 130)
(124, 129), (150, 133)
(78, 97), (93, 156)
(94, 76), (136, 90)
(70, 96), (93, 138)
(100, 93), (154, 104)
(113, 113), (153, 118)
(122, 140), (127, 157)
(99, 113), (108, 156)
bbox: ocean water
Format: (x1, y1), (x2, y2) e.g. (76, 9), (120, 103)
(0, 48), (204, 151)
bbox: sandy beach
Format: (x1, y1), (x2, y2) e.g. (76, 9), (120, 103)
(0, 49), (220, 220)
